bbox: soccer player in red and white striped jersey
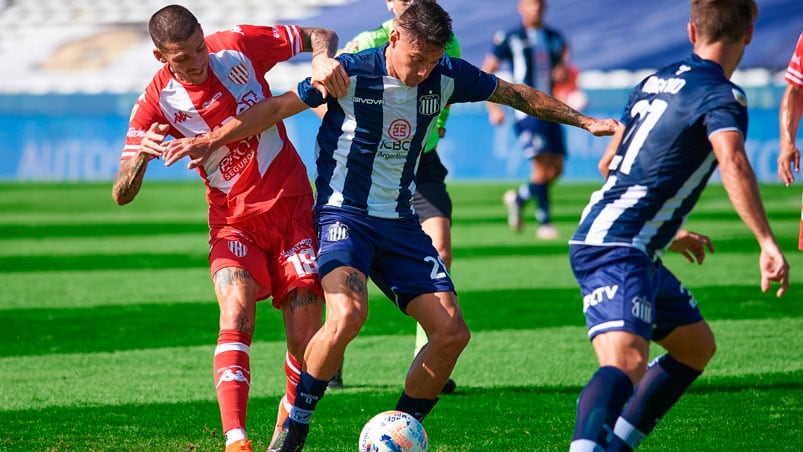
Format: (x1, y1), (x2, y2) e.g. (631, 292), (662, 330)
(111, 5), (348, 451)
(777, 31), (803, 250)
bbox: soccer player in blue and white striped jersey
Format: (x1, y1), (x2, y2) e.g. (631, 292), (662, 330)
(567, 1), (789, 451)
(164, 2), (616, 450)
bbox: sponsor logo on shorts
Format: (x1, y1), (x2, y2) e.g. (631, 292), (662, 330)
(631, 296), (653, 323)
(228, 239), (248, 258)
(583, 284), (618, 313)
(327, 222), (349, 242)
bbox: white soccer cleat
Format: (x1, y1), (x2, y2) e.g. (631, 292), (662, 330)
(504, 189), (524, 232)
(536, 224), (559, 240)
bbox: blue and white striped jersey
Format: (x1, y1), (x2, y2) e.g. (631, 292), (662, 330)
(570, 54), (749, 259)
(298, 45), (497, 219)
(490, 25), (565, 121)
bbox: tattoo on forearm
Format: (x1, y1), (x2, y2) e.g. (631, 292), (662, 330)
(112, 154), (149, 204)
(345, 271), (366, 295)
(307, 28), (339, 57)
(489, 82), (585, 129)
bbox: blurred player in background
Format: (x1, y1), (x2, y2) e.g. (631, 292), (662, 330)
(482, 0), (572, 240)
(328, 0), (460, 395)
(161, 3), (617, 450)
(568, 1), (789, 450)
(777, 31), (803, 250)
(111, 5), (348, 451)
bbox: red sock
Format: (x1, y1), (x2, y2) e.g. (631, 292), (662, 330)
(284, 351), (301, 404)
(214, 329), (253, 432)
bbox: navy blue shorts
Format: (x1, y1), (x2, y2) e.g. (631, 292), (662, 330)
(514, 116), (566, 159)
(569, 244), (703, 341)
(316, 207), (455, 313)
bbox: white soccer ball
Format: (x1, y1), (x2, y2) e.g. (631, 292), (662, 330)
(358, 410), (428, 452)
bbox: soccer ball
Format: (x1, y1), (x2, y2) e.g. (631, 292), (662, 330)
(358, 410), (428, 452)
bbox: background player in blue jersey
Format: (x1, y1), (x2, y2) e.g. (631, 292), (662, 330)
(567, 1), (789, 451)
(163, 2), (617, 450)
(482, 0), (572, 240)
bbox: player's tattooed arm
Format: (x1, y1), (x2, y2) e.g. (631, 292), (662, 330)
(113, 122), (170, 205)
(112, 153), (150, 205)
(488, 79), (617, 136)
(300, 27), (349, 98)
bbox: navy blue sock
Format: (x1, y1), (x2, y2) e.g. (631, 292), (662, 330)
(607, 355), (701, 451)
(396, 392), (438, 422)
(573, 366), (633, 447)
(288, 371), (329, 432)
(528, 182), (550, 224)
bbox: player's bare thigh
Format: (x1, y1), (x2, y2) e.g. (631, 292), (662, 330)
(213, 266), (261, 334)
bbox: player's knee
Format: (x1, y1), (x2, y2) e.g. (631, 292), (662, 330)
(430, 319), (470, 356)
(328, 305), (368, 343)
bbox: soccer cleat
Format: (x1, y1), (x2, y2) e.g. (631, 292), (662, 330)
(504, 189), (524, 232)
(441, 377), (457, 394)
(268, 425), (307, 452)
(536, 224), (559, 240)
(270, 396), (291, 448)
(225, 439), (253, 452)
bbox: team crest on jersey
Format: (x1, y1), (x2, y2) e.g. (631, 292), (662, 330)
(418, 94), (440, 115)
(228, 239), (248, 258)
(731, 88), (747, 107)
(227, 64), (250, 85)
(388, 118), (412, 141)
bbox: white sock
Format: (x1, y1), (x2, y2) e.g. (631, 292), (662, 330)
(225, 428), (247, 446)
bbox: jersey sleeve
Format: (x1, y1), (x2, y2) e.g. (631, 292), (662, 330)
(297, 77), (326, 108)
(447, 57), (498, 104)
(121, 89), (167, 161)
(490, 30), (511, 61)
(785, 32), (803, 88)
(342, 23), (390, 54)
(702, 85), (749, 139)
(209, 24), (304, 74)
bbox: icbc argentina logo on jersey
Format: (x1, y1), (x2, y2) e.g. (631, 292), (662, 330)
(379, 118), (412, 154)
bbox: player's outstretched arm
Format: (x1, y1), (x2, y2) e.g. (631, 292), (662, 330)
(300, 27), (349, 98)
(598, 124), (626, 178)
(487, 78), (618, 136)
(163, 91), (309, 169)
(712, 130), (790, 297)
(112, 122), (169, 205)
(668, 230), (715, 265)
(778, 83), (803, 186)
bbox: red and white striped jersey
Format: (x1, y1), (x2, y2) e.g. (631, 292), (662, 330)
(122, 24), (312, 223)
(785, 32), (803, 88)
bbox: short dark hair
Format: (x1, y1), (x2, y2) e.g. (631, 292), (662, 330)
(395, 1), (453, 49)
(690, 0), (758, 44)
(149, 4), (200, 49)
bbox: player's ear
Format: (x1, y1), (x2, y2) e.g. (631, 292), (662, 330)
(687, 21), (696, 45)
(153, 48), (166, 64)
(743, 24), (754, 45)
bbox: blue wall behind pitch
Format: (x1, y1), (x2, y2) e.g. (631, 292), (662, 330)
(0, 86), (792, 183)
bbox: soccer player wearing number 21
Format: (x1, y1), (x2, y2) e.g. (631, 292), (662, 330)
(568, 1), (789, 451)
(111, 5), (349, 452)
(161, 2), (617, 450)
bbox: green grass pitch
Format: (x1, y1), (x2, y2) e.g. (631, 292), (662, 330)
(0, 181), (801, 451)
